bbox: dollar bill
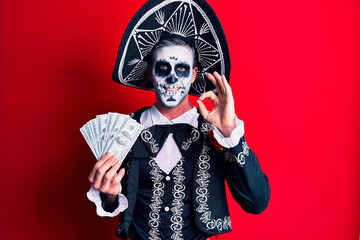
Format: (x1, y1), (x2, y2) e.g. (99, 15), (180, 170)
(80, 112), (143, 161)
(96, 114), (108, 155)
(104, 117), (143, 161)
(80, 126), (97, 158)
(103, 112), (117, 141)
(83, 122), (100, 159)
(89, 119), (100, 159)
(102, 114), (127, 156)
(102, 112), (122, 154)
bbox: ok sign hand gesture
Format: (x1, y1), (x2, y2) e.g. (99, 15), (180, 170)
(197, 71), (236, 138)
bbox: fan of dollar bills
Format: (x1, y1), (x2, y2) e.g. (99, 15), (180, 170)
(80, 113), (144, 161)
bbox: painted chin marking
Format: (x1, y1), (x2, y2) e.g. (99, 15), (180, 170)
(167, 96), (176, 102)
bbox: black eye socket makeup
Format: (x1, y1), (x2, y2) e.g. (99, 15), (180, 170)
(155, 60), (171, 77)
(175, 63), (190, 77)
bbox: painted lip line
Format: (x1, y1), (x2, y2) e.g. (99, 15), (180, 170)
(165, 87), (180, 92)
(159, 84), (185, 91)
(157, 84), (186, 95)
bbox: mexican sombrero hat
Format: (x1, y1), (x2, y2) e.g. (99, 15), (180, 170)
(112, 0), (231, 96)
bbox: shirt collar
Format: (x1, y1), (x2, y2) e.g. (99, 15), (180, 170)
(150, 104), (199, 128)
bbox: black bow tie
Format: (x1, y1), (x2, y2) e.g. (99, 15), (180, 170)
(132, 123), (203, 158)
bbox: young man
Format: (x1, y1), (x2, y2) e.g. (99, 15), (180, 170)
(87, 1), (270, 239)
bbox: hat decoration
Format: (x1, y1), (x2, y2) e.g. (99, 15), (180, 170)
(112, 0), (231, 96)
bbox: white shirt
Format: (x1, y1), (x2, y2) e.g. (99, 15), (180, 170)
(87, 105), (244, 217)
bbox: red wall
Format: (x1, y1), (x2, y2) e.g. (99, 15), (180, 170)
(1, 0), (359, 239)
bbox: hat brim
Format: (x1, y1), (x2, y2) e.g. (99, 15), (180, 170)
(112, 0), (231, 96)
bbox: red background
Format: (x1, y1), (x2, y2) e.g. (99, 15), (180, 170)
(1, 0), (359, 239)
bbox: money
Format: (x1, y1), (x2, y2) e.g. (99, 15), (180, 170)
(80, 113), (143, 161)
(96, 114), (108, 154)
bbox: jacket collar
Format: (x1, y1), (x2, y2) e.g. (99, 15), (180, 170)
(133, 123), (203, 159)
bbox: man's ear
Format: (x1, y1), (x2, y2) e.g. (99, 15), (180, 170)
(191, 67), (198, 83)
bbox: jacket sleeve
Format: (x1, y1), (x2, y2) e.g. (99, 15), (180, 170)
(211, 118), (270, 214)
(223, 137), (270, 214)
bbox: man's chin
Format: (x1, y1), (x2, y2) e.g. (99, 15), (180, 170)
(163, 101), (180, 108)
(160, 96), (183, 108)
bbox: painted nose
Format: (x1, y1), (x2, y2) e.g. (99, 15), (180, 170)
(166, 74), (178, 84)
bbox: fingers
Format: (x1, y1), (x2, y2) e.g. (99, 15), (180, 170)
(221, 74), (233, 99)
(92, 155), (117, 189)
(197, 90), (218, 120)
(213, 71), (226, 94)
(106, 168), (125, 196)
(88, 152), (111, 183)
(207, 71), (226, 95)
(113, 168), (126, 186)
(88, 151), (126, 195)
(198, 90), (217, 102)
(197, 99), (209, 119)
(100, 160), (123, 192)
(206, 72), (219, 91)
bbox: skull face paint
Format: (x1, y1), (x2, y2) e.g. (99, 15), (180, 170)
(151, 45), (196, 108)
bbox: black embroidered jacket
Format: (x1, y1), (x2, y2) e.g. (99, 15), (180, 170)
(114, 107), (270, 239)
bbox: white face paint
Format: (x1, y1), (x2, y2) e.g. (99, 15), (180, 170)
(151, 45), (196, 108)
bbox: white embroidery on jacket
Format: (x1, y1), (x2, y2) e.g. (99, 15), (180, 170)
(224, 141), (250, 167)
(141, 130), (159, 153)
(148, 158), (164, 240)
(126, 160), (131, 176)
(195, 145), (232, 232)
(200, 123), (212, 134)
(170, 158), (186, 240)
(117, 223), (124, 235)
(181, 129), (200, 150)
(237, 142), (249, 167)
(125, 159), (131, 185)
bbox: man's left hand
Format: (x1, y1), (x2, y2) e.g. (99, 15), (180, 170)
(197, 71), (236, 138)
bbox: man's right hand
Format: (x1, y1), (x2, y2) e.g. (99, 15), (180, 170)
(88, 153), (125, 197)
